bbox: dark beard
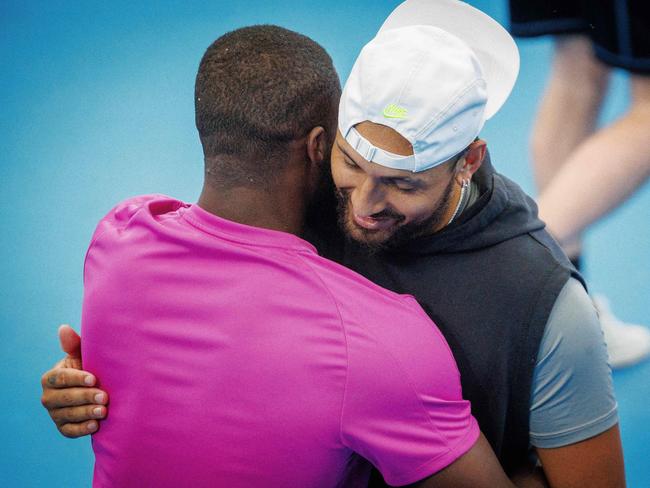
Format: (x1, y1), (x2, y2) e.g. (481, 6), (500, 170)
(335, 175), (456, 254)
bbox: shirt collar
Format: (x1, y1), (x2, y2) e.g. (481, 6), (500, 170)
(182, 203), (318, 254)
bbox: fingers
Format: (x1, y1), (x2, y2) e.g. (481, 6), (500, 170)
(41, 367), (96, 389)
(58, 324), (82, 359)
(41, 386), (108, 409)
(50, 404), (106, 426)
(44, 326), (100, 439)
(59, 420), (100, 439)
(41, 384), (109, 438)
(50, 355), (81, 372)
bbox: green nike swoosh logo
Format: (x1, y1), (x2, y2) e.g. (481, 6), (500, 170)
(383, 103), (408, 119)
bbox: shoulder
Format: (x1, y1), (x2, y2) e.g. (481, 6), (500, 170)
(541, 278), (605, 362)
(96, 193), (180, 228)
(84, 194), (185, 278)
(89, 194), (182, 243)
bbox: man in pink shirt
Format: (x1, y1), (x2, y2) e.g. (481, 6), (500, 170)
(83, 194), (479, 487)
(52, 25), (515, 487)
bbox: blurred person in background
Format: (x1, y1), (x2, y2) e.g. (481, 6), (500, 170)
(509, 0), (650, 367)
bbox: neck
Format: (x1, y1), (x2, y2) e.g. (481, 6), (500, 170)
(197, 180), (307, 235)
(198, 181), (305, 235)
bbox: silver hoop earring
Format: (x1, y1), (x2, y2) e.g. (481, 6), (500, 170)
(446, 179), (470, 226)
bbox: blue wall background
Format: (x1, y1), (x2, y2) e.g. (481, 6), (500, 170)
(2, 1), (648, 486)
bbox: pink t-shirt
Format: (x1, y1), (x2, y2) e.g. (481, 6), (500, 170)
(81, 195), (479, 487)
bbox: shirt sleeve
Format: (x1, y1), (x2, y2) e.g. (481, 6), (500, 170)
(339, 296), (479, 486)
(529, 278), (618, 448)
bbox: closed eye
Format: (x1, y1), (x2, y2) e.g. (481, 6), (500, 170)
(394, 184), (416, 193)
(343, 157), (359, 169)
(385, 178), (417, 193)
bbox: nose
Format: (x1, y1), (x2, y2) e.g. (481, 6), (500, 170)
(351, 177), (386, 217)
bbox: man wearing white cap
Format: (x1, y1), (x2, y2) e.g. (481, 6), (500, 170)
(41, 1), (624, 486)
(326, 1), (623, 486)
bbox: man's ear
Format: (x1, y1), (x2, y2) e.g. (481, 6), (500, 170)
(306, 126), (327, 165)
(454, 139), (487, 184)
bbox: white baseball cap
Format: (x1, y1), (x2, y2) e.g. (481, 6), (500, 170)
(339, 0), (519, 172)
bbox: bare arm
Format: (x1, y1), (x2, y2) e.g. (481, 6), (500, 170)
(40, 325), (108, 438)
(407, 433), (515, 488)
(510, 467), (548, 488)
(536, 425), (625, 488)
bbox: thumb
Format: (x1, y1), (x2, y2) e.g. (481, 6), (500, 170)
(58, 324), (82, 359)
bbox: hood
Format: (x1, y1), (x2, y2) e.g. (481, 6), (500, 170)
(396, 152), (546, 255)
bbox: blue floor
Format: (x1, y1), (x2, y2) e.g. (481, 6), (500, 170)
(2, 1), (648, 486)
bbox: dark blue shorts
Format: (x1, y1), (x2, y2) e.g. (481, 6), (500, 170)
(508, 0), (650, 74)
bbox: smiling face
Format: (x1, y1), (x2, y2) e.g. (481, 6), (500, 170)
(331, 121), (464, 251)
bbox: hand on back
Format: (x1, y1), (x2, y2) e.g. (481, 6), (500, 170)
(40, 325), (108, 438)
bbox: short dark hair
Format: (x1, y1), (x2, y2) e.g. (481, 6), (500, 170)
(195, 25), (341, 187)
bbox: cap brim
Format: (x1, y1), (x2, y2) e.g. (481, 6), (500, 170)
(378, 0), (519, 119)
